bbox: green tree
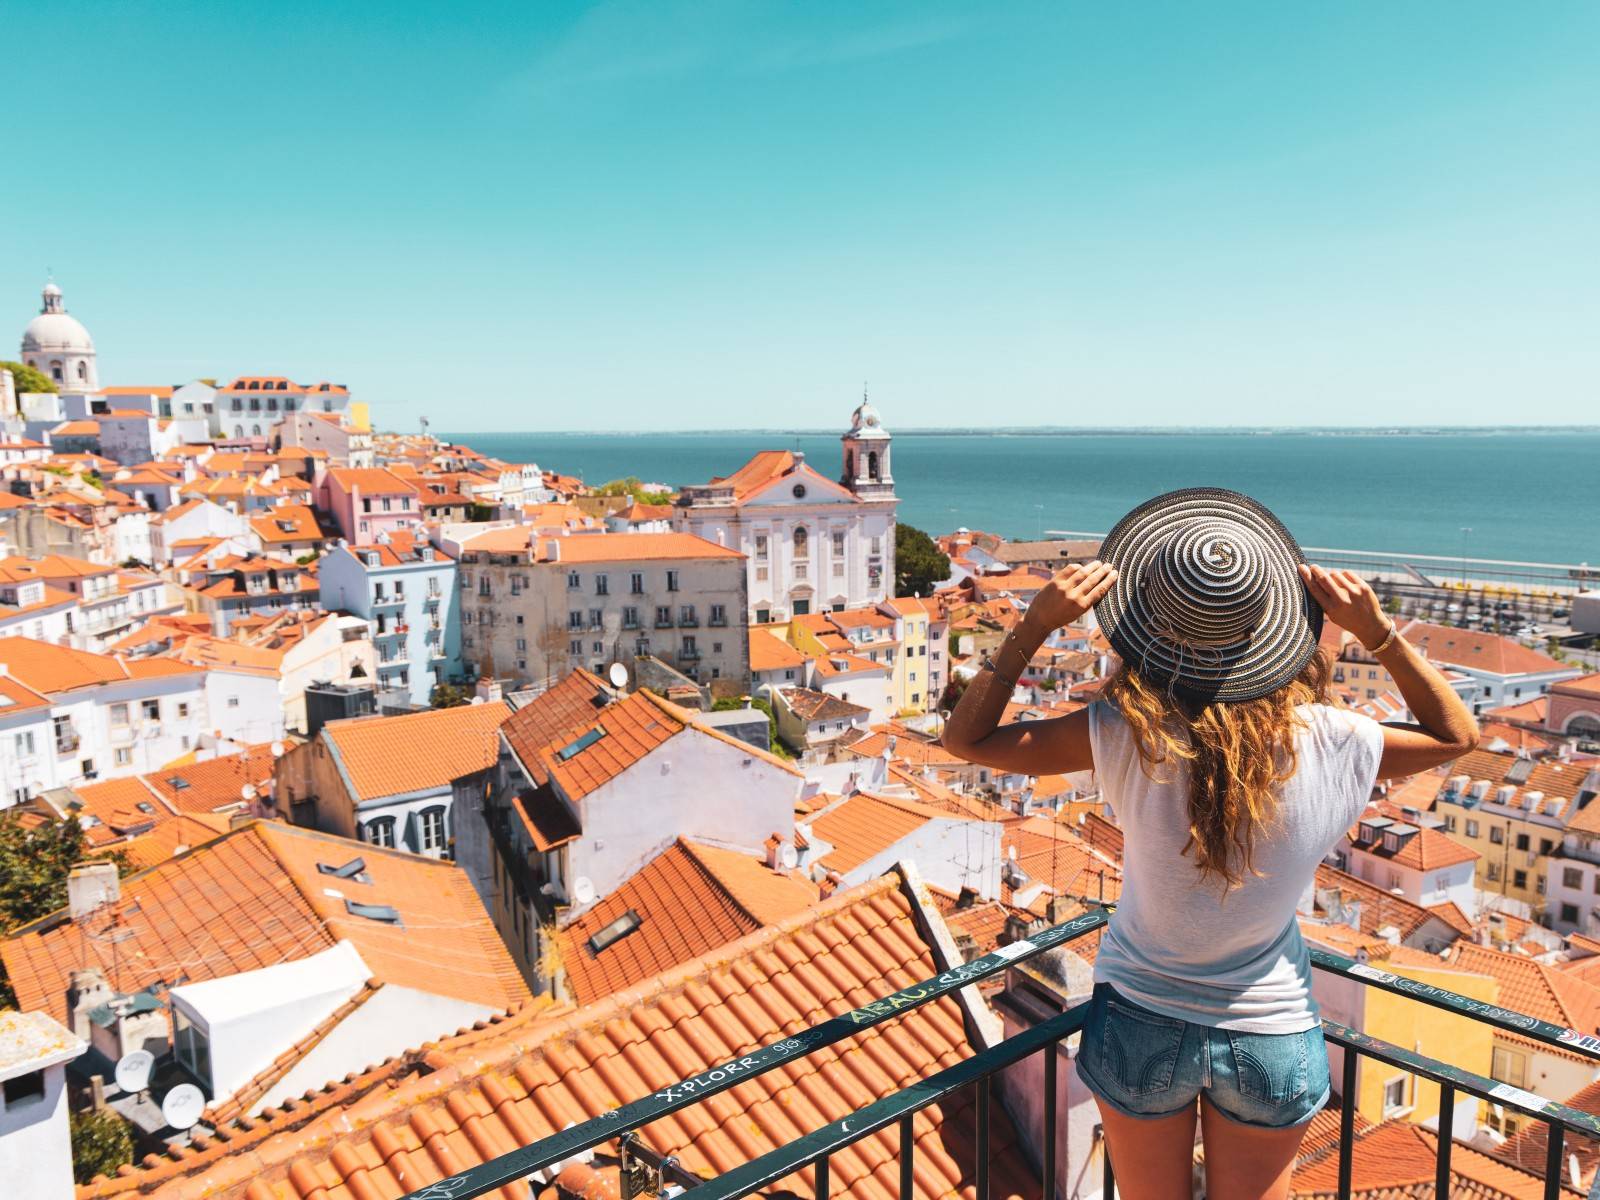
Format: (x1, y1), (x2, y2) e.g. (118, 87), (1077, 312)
(431, 682), (471, 708)
(71, 1109), (135, 1183)
(894, 523), (950, 598)
(1382, 595), (1402, 615)
(0, 360), (57, 394)
(466, 502), (495, 522)
(594, 476), (674, 505)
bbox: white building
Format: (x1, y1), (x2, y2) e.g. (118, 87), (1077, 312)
(213, 376), (355, 442)
(674, 397), (898, 623)
(0, 636), (210, 806)
(1337, 814), (1481, 915)
(0, 1011), (88, 1200)
(20, 281), (98, 393)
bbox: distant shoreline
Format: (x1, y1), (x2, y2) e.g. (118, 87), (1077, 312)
(439, 426), (1600, 438)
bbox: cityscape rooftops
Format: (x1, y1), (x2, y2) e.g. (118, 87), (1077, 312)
(320, 700), (510, 802)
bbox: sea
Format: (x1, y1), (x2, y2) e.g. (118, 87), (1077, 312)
(440, 430), (1600, 567)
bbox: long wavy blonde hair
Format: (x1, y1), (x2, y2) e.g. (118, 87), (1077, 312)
(1100, 647), (1335, 890)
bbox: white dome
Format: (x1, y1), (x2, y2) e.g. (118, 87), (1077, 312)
(848, 396), (890, 439)
(22, 311), (94, 354)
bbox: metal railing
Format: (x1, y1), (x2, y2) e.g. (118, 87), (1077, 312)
(398, 908), (1600, 1200)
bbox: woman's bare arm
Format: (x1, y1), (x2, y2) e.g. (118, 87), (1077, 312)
(940, 561), (1116, 776)
(1299, 564), (1479, 779)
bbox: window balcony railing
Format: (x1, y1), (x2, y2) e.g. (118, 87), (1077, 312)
(395, 907), (1600, 1200)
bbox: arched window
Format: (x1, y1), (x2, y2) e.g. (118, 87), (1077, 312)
(867, 451), (880, 480)
(50, 361), (63, 381)
(792, 526), (808, 556)
(844, 450), (855, 479)
(76, 361), (87, 381)
(363, 816), (397, 848)
(251, 423), (262, 436)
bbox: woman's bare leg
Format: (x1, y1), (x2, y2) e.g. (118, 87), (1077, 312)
(1093, 1096), (1198, 1199)
(1198, 1096), (1311, 1200)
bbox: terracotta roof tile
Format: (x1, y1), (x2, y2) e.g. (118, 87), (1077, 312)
(145, 745), (283, 813)
(810, 793), (939, 874)
(502, 669), (613, 785)
(535, 690), (684, 802)
(556, 840), (816, 1004)
(76, 876), (1034, 1200)
(1445, 942), (1600, 1032)
(1398, 619), (1576, 678)
(324, 701), (510, 801)
(750, 630), (809, 672)
(0, 821), (528, 1026)
(1292, 1117), (1580, 1198)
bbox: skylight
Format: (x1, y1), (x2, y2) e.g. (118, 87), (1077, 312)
(345, 900), (401, 925)
(1506, 759), (1534, 784)
(588, 909), (642, 955)
(167, 777), (191, 790)
(318, 856), (369, 881)
(557, 726), (606, 761)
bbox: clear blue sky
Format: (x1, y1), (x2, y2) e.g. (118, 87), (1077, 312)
(5, 1), (1596, 431)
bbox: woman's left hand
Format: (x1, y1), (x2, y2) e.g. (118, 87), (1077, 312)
(1024, 560), (1118, 634)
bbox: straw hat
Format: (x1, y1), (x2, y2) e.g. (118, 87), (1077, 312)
(1091, 487), (1323, 703)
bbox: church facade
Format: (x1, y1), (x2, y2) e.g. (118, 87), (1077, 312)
(674, 397), (899, 622)
(20, 281), (99, 393)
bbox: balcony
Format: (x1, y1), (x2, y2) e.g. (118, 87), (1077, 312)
(372, 593), (405, 609)
(678, 645), (701, 660)
(54, 730), (80, 755)
(394, 907), (1600, 1200)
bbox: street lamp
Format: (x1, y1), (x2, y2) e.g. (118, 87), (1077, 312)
(1459, 527), (1472, 593)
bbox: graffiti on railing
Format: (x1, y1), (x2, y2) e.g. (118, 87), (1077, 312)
(1345, 961), (1555, 1034)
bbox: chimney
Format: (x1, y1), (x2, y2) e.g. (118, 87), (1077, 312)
(67, 862), (119, 921)
(543, 539), (561, 562)
(67, 968), (111, 1040)
(0, 1011), (89, 1200)
(954, 885), (979, 910)
(476, 675), (503, 703)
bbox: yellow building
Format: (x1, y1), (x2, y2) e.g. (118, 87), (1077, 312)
(1433, 749), (1585, 918)
(1305, 933), (1495, 1131)
(785, 597), (949, 717)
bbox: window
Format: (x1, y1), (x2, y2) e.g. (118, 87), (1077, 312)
(14, 731), (35, 756)
(630, 572), (644, 594)
(710, 604), (726, 625)
(177, 702), (190, 719)
(1492, 1048), (1526, 1088)
(1563, 903), (1580, 925)
(755, 609), (770, 625)
(793, 526), (808, 556)
(755, 535), (768, 561)
(172, 1008), (212, 1090)
(1516, 833), (1530, 851)
(516, 638), (527, 651)
(1541, 839), (1554, 856)
(1514, 870), (1528, 890)
(1466, 819), (1479, 838)
(793, 599), (811, 616)
(569, 611), (584, 630)
(1490, 826), (1504, 845)
(570, 639), (583, 656)
(418, 807), (448, 855)
(679, 604), (696, 625)
(1382, 1076), (1407, 1116)
(623, 606), (640, 628)
(1487, 862), (1501, 882)
(833, 530), (845, 556)
(595, 574), (609, 595)
(364, 816), (397, 847)
(2, 1069), (45, 1108)
(114, 747), (131, 766)
(666, 570), (679, 592)
(142, 699), (160, 722)
(656, 605), (672, 626)
(1443, 815), (1457, 832)
(568, 571), (580, 590)
(589, 609), (603, 629)
(111, 703), (129, 726)
(1566, 868), (1583, 889)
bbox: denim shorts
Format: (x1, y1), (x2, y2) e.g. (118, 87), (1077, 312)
(1075, 983), (1331, 1128)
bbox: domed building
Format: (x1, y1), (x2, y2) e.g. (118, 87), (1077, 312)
(21, 280), (99, 392)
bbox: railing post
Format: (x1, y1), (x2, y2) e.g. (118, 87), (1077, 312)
(1337, 1051), (1358, 1200)
(899, 1115), (913, 1200)
(1043, 1045), (1057, 1200)
(1101, 1127), (1114, 1200)
(1435, 1084), (1454, 1197)
(815, 1155), (829, 1200)
(1544, 1122), (1564, 1200)
(976, 1076), (990, 1200)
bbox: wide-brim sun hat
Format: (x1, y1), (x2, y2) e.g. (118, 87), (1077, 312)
(1091, 486), (1323, 703)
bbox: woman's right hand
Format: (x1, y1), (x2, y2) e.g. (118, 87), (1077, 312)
(1298, 563), (1391, 650)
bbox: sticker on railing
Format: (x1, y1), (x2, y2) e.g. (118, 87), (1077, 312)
(1489, 1082), (1549, 1112)
(1557, 1028), (1600, 1054)
(1347, 963), (1402, 986)
(992, 940), (1036, 962)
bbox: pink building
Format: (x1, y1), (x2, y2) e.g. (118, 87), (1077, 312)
(1547, 673), (1600, 740)
(322, 467), (420, 545)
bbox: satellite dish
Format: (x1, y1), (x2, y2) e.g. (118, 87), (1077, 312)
(572, 877), (596, 906)
(161, 1082), (206, 1130)
(779, 843), (799, 870)
(114, 1049), (154, 1094)
(241, 784), (257, 801)
(270, 740), (285, 758)
(607, 662), (628, 690)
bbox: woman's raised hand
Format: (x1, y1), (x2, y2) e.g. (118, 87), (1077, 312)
(1298, 563), (1391, 649)
(1023, 560), (1118, 634)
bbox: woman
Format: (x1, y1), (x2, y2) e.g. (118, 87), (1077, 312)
(941, 488), (1478, 1200)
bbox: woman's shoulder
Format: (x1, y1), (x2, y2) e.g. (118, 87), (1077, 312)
(1296, 702), (1383, 744)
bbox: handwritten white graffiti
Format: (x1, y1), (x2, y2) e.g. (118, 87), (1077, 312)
(653, 1056), (762, 1103)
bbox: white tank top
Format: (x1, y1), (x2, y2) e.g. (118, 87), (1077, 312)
(1088, 697), (1384, 1033)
